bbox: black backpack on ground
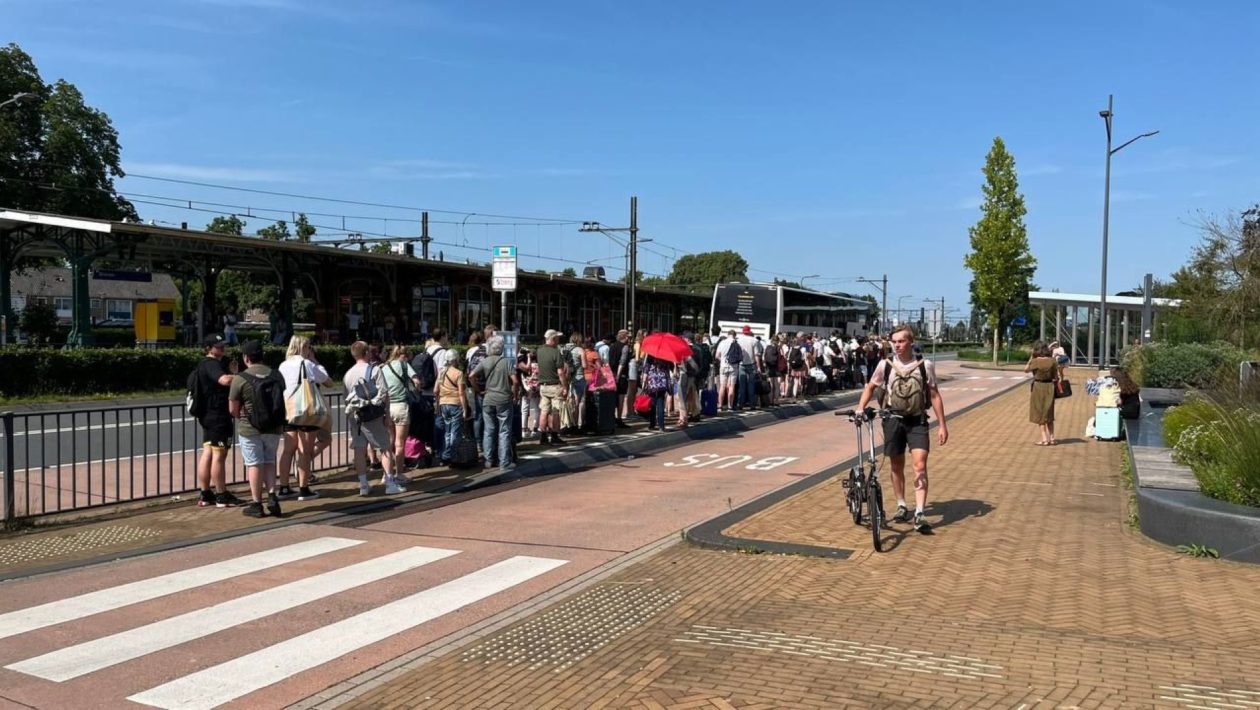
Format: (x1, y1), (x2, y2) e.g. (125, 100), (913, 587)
(245, 371), (287, 431)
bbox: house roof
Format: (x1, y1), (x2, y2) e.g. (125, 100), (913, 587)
(10, 267), (179, 300)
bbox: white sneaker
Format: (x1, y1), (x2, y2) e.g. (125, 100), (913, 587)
(358, 478), (371, 496)
(385, 480), (404, 495)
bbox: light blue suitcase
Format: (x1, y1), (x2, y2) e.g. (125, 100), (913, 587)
(1094, 406), (1122, 441)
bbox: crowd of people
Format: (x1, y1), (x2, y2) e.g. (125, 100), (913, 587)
(188, 321), (916, 519)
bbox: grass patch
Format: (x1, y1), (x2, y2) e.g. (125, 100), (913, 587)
(1119, 446), (1140, 529)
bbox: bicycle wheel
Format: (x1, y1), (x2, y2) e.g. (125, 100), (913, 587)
(868, 477), (884, 552)
(847, 468), (862, 525)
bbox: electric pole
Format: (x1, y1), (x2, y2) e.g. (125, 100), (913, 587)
(420, 211), (431, 259)
(629, 195), (638, 331)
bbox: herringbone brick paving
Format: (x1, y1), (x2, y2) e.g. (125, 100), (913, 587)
(340, 373), (1260, 709)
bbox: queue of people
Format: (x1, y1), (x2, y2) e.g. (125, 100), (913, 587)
(189, 322), (898, 518)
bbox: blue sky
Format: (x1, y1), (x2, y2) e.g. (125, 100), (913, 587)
(6, 0), (1259, 324)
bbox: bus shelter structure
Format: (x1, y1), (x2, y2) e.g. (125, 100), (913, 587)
(0, 209), (709, 347)
(1029, 289), (1181, 367)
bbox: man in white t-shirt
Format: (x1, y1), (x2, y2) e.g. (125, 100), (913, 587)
(856, 325), (948, 534)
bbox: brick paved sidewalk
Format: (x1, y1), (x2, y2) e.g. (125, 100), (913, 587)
(334, 373), (1260, 709)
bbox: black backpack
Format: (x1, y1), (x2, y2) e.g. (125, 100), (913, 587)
(763, 344), (779, 369)
(186, 367), (208, 419)
(411, 348), (439, 391)
(245, 371), (287, 431)
(788, 346), (805, 369)
(724, 339), (743, 365)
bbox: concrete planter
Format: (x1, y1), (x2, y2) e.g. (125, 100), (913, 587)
(1126, 416), (1260, 563)
(1140, 387), (1186, 406)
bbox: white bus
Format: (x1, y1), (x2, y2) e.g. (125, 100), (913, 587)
(708, 283), (875, 339)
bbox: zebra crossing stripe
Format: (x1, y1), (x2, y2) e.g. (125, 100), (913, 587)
(7, 546), (459, 681)
(0, 537), (363, 641)
(127, 555), (567, 710)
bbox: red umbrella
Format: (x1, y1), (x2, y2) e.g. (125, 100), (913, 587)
(639, 332), (694, 363)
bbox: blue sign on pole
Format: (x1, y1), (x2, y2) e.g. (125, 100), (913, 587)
(1012, 315), (1027, 326)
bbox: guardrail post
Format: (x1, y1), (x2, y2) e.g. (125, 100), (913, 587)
(3, 411), (14, 523)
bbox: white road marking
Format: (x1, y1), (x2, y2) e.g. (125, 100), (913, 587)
(8, 546), (458, 681)
(0, 537), (363, 640)
(128, 555), (567, 710)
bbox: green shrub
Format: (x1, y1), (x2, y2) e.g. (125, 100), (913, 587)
(1126, 342), (1251, 389)
(0, 345), (355, 398)
(1161, 394), (1216, 449)
(18, 302), (58, 345)
(1166, 391), (1260, 508)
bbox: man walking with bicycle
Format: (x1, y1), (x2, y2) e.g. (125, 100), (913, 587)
(856, 325), (948, 533)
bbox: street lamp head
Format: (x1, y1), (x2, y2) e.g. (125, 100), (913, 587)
(1099, 109), (1112, 118)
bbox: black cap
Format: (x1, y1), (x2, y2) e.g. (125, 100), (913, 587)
(240, 339), (264, 360)
(203, 333), (225, 348)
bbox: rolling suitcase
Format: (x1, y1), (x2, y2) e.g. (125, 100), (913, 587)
(1094, 406), (1122, 441)
(594, 389), (618, 434)
(701, 388), (718, 416)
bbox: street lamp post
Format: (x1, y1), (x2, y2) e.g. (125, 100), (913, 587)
(1098, 95), (1159, 367)
(0, 92), (35, 110)
(799, 274), (819, 290)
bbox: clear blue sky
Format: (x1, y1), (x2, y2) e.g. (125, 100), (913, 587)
(7, 0), (1259, 324)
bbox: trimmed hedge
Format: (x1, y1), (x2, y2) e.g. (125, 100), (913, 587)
(1121, 342), (1253, 390)
(957, 348), (1030, 362)
(0, 345), (357, 398)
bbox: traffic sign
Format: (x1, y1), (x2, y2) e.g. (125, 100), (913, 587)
(491, 245), (517, 292)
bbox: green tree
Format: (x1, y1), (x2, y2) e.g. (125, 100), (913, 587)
(294, 213), (316, 242)
(1161, 208), (1260, 348)
(561, 267), (577, 277)
(667, 250), (749, 292)
(256, 219), (291, 241)
(774, 278), (803, 289)
(206, 215), (245, 236)
(18, 300), (58, 345)
(963, 137), (1037, 364)
(202, 216), (277, 316)
(367, 241), (392, 254)
(0, 44), (135, 221)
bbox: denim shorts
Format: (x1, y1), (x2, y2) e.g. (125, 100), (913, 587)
(238, 433), (281, 467)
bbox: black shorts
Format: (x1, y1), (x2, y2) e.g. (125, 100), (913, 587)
(200, 417), (235, 450)
(616, 376), (629, 396)
(284, 424), (322, 433)
(883, 415), (929, 456)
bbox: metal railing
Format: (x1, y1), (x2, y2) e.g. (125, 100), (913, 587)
(1, 392), (352, 522)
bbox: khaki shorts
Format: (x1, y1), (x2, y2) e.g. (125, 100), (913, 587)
(351, 416), (391, 451)
(538, 383), (565, 415)
(389, 402), (411, 428)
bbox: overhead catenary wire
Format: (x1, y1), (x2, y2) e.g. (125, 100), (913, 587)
(3, 174), (855, 287)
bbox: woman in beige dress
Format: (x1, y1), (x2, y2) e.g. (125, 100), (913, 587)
(1025, 341), (1060, 445)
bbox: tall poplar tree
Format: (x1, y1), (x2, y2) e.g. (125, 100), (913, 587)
(963, 137), (1037, 364)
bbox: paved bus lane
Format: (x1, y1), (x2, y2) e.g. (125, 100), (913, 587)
(0, 361), (1026, 709)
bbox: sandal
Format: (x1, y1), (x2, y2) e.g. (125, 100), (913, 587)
(1035, 441), (1048, 446)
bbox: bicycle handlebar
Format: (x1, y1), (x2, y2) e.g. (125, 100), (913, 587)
(835, 408), (899, 421)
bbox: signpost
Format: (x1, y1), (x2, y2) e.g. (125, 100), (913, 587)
(492, 245), (517, 329)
